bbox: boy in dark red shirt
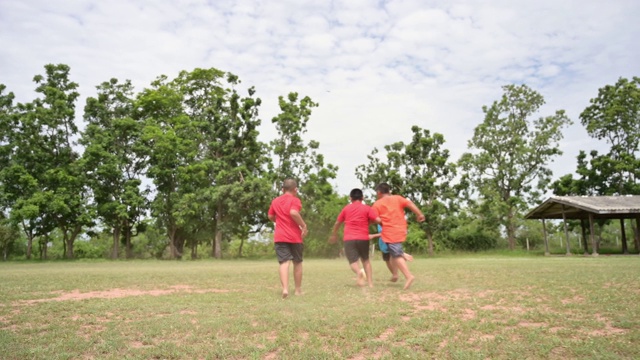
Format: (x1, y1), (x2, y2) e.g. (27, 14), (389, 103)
(268, 179), (308, 299)
(329, 188), (380, 287)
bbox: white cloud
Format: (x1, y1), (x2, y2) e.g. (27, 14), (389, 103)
(1, 0), (639, 195)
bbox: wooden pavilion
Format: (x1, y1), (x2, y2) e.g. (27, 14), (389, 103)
(524, 195), (640, 256)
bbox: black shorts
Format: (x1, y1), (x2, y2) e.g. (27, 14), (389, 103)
(275, 242), (303, 264)
(382, 252), (390, 262)
(344, 240), (370, 264)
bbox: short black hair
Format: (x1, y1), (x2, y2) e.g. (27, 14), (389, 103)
(283, 178), (297, 191)
(349, 188), (363, 201)
(375, 183), (391, 194)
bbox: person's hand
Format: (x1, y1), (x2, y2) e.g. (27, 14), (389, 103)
(417, 214), (426, 223)
(328, 234), (337, 244)
(301, 226), (309, 238)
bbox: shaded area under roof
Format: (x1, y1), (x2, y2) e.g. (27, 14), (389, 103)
(525, 196), (640, 220)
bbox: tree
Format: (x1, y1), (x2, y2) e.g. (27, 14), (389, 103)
(459, 84), (572, 250)
(173, 68), (270, 259)
(552, 77), (640, 253)
(270, 92), (341, 256)
(579, 77), (640, 195)
(356, 126), (458, 255)
(82, 78), (148, 259)
(30, 64), (92, 258)
(1, 65), (92, 259)
(140, 68), (271, 259)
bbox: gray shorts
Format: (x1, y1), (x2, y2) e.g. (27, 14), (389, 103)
(387, 243), (404, 258)
(275, 242), (303, 264)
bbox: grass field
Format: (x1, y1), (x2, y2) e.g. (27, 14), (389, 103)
(1, 255), (639, 359)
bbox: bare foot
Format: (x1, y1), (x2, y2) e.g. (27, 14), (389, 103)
(403, 275), (415, 290)
(390, 276), (398, 283)
(282, 290), (289, 299)
(404, 253), (414, 262)
(357, 269), (365, 287)
(294, 290), (303, 296)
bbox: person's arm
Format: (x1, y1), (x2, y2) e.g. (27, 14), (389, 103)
(329, 221), (342, 243)
(268, 214), (276, 222)
(290, 209), (308, 238)
(368, 233), (381, 240)
(406, 201), (425, 222)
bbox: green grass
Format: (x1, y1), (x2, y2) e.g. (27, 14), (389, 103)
(1, 256), (639, 359)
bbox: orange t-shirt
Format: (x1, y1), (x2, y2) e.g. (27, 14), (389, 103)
(372, 195), (411, 243)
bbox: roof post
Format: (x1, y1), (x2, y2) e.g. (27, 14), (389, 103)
(561, 205), (571, 256)
(542, 218), (549, 256)
(589, 213), (598, 257)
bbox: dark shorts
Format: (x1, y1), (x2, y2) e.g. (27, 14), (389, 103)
(382, 252), (390, 262)
(387, 243), (404, 258)
(344, 240), (370, 264)
(275, 242), (303, 264)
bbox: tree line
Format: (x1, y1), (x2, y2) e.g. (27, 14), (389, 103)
(1, 64), (638, 260)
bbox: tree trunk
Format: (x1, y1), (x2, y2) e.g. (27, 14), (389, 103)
(168, 225), (180, 259)
(214, 202), (223, 259)
(191, 243), (197, 260)
(620, 219), (628, 254)
(23, 221), (33, 260)
(112, 226), (120, 259)
(124, 223), (133, 259)
(215, 230), (222, 259)
(238, 237), (245, 258)
(427, 230), (434, 257)
(507, 208), (516, 250)
(64, 225), (82, 259)
(581, 219), (589, 255)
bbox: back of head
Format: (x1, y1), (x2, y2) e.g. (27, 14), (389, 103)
(375, 183), (391, 194)
(349, 188), (363, 201)
(283, 178), (298, 192)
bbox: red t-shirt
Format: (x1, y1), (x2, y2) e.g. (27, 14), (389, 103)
(372, 195), (411, 243)
(268, 193), (303, 243)
(337, 201), (378, 241)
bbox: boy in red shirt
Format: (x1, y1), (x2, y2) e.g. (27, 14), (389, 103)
(329, 188), (379, 287)
(268, 179), (308, 299)
(372, 183), (424, 290)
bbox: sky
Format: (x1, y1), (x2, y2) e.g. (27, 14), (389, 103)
(1, 0), (639, 195)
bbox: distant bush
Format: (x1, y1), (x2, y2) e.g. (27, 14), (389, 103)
(449, 223), (497, 251)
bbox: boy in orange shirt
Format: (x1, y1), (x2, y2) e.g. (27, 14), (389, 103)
(372, 183), (425, 290)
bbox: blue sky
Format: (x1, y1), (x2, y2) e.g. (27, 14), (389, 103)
(1, 0), (639, 194)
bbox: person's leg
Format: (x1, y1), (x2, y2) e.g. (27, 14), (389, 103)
(355, 240), (373, 287)
(391, 256), (414, 290)
(362, 258), (373, 287)
(291, 244), (304, 295)
(383, 253), (398, 282)
(388, 243), (414, 289)
(279, 261), (290, 298)
(344, 241), (364, 285)
(293, 261), (303, 295)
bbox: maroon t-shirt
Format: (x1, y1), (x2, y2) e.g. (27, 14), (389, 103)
(337, 201), (378, 241)
(268, 193), (303, 243)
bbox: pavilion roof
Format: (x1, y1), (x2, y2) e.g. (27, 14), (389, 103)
(524, 195), (640, 220)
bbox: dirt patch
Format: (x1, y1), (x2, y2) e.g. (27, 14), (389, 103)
(586, 314), (626, 336)
(14, 285), (230, 305)
(377, 327), (395, 341)
(561, 295), (585, 305)
(461, 308), (476, 320)
(518, 322), (546, 328)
